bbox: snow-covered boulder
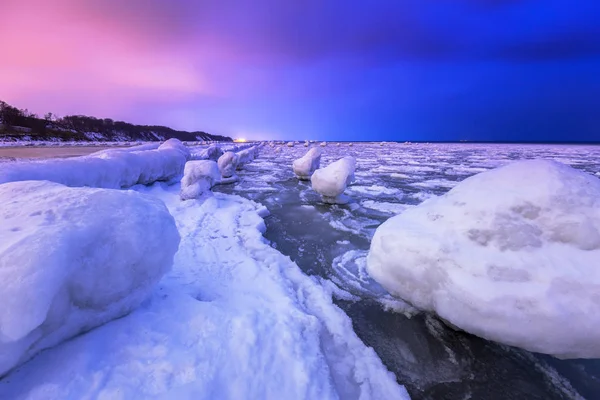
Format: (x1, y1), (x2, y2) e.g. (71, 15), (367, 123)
(217, 151), (239, 178)
(292, 148), (322, 180)
(311, 156), (356, 203)
(158, 138), (191, 160)
(236, 146), (256, 169)
(0, 146), (187, 189)
(191, 144), (223, 161)
(180, 160), (221, 200)
(0, 181), (180, 377)
(286, 142), (294, 147)
(367, 160), (600, 359)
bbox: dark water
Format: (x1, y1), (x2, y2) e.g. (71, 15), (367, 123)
(215, 142), (600, 400)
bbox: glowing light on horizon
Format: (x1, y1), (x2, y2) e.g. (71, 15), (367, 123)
(234, 138), (247, 143)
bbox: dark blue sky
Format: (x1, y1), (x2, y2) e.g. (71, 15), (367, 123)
(2, 0), (599, 141)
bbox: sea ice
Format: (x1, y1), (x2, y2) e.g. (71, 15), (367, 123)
(292, 147), (322, 180)
(311, 156), (356, 203)
(0, 181), (180, 377)
(192, 144), (224, 161)
(217, 151), (239, 178)
(180, 160), (221, 200)
(367, 159), (600, 358)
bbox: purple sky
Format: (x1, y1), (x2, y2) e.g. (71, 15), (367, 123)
(1, 0), (599, 141)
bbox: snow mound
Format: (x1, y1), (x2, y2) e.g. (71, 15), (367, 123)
(292, 147), (322, 180)
(0, 181), (180, 377)
(367, 159), (600, 358)
(311, 156), (356, 203)
(180, 160), (221, 200)
(0, 145), (187, 189)
(236, 146), (257, 169)
(192, 144), (223, 161)
(217, 151), (239, 178)
(286, 141), (294, 147)
(158, 138), (191, 160)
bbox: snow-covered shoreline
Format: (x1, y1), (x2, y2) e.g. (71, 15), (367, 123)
(0, 183), (408, 399)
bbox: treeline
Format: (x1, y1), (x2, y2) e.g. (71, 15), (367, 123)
(0, 100), (231, 142)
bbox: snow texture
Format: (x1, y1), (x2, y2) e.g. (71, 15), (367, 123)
(367, 159), (600, 359)
(311, 156), (356, 203)
(292, 147), (322, 180)
(236, 146), (257, 169)
(217, 151), (239, 178)
(0, 184), (408, 400)
(0, 181), (180, 377)
(191, 144), (224, 161)
(180, 160), (221, 200)
(0, 139), (189, 189)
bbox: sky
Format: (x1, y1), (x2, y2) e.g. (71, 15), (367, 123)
(1, 0), (599, 141)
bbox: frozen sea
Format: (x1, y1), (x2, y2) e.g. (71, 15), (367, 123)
(214, 142), (600, 400)
(1, 141), (600, 399)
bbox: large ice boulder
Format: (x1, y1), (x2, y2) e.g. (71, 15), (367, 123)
(367, 160), (600, 359)
(217, 151), (239, 178)
(191, 144), (223, 161)
(180, 160), (221, 200)
(311, 156), (356, 203)
(286, 142), (294, 147)
(158, 138), (191, 160)
(0, 181), (180, 377)
(292, 148), (322, 180)
(236, 146), (256, 169)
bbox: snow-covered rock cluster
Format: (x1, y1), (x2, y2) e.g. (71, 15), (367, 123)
(190, 144), (223, 161)
(0, 138), (190, 189)
(311, 156), (356, 203)
(236, 145), (258, 169)
(0, 181), (180, 377)
(180, 160), (221, 200)
(367, 159), (600, 359)
(217, 151), (239, 178)
(292, 148), (322, 180)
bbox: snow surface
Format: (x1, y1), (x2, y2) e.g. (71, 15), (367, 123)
(191, 144), (223, 161)
(292, 147), (322, 180)
(217, 151), (239, 178)
(236, 146), (257, 169)
(0, 181), (180, 377)
(311, 156), (356, 203)
(0, 183), (408, 400)
(180, 160), (221, 200)
(367, 159), (600, 359)
(0, 139), (189, 189)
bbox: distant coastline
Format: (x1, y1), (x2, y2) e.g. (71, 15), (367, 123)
(0, 100), (232, 143)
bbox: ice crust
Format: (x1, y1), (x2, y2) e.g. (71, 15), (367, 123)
(217, 151), (239, 178)
(367, 159), (600, 358)
(311, 156), (356, 203)
(0, 181), (180, 377)
(180, 160), (221, 200)
(0, 139), (189, 188)
(292, 147), (322, 180)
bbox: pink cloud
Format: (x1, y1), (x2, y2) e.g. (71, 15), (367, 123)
(0, 0), (207, 117)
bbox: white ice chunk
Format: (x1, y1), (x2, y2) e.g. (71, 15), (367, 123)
(367, 159), (600, 359)
(158, 138), (191, 160)
(311, 156), (356, 203)
(0, 181), (180, 377)
(191, 144), (223, 161)
(217, 151), (239, 178)
(0, 142), (187, 189)
(180, 160), (221, 200)
(292, 147), (322, 180)
(286, 142), (294, 147)
(236, 146), (257, 169)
